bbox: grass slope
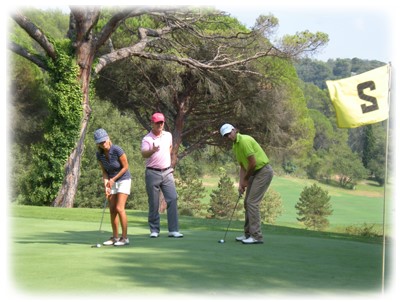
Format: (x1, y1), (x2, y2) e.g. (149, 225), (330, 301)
(270, 176), (387, 227)
(202, 175), (391, 234)
(10, 205), (391, 298)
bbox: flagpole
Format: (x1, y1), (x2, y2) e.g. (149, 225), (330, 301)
(381, 62), (392, 293)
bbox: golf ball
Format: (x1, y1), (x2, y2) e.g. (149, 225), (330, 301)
(96, 244), (101, 248)
(219, 239), (224, 243)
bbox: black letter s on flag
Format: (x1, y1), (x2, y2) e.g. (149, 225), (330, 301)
(357, 81), (378, 113)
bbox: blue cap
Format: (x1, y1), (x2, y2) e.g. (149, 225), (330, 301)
(94, 128), (109, 143)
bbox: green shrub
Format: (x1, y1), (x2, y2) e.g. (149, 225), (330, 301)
(260, 188), (284, 224)
(19, 47), (83, 205)
(295, 183), (332, 230)
(207, 168), (239, 219)
(345, 223), (381, 237)
(176, 165), (206, 217)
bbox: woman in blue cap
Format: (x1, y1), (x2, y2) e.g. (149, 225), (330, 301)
(94, 128), (131, 246)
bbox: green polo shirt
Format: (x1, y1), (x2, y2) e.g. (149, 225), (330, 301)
(233, 133), (269, 171)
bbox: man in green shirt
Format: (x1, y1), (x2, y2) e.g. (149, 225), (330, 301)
(220, 123), (274, 244)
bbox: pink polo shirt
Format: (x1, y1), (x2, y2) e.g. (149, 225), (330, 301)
(141, 130), (172, 169)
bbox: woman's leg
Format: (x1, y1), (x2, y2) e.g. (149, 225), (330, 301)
(109, 195), (119, 238)
(115, 193), (129, 238)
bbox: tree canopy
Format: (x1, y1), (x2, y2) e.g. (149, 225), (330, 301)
(9, 6), (329, 207)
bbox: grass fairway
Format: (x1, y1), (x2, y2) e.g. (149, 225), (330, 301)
(10, 205), (391, 299)
(265, 176), (387, 228)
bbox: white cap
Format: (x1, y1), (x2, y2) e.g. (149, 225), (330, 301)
(220, 123), (234, 136)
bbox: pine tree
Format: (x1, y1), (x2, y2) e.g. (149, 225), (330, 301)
(176, 164), (206, 217)
(207, 168), (238, 219)
(295, 183), (332, 230)
(362, 125), (375, 168)
(260, 188), (284, 224)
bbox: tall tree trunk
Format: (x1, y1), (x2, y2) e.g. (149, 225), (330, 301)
(52, 9), (97, 207)
(171, 111), (184, 168)
(52, 55), (94, 207)
(52, 111), (90, 207)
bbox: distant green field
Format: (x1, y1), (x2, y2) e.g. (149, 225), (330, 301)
(270, 176), (386, 226)
(202, 175), (392, 233)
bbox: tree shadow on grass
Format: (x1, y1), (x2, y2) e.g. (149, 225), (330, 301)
(11, 215), (389, 297)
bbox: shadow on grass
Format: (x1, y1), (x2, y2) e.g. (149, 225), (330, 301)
(11, 213), (389, 296)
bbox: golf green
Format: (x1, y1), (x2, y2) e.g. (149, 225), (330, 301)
(10, 206), (392, 298)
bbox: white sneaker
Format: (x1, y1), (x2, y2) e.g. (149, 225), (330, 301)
(103, 237), (119, 246)
(235, 235), (247, 241)
(242, 237), (263, 244)
(114, 237), (129, 246)
(168, 231), (183, 238)
(150, 232), (159, 238)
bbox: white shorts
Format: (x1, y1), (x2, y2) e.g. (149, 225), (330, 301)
(110, 179), (131, 195)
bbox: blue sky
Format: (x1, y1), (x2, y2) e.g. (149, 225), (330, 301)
(18, 0), (397, 63)
(215, 5), (392, 63)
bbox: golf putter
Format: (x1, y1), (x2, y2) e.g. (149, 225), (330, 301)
(91, 198), (108, 248)
(218, 193), (242, 243)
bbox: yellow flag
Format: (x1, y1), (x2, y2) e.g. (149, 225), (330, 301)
(326, 64), (390, 128)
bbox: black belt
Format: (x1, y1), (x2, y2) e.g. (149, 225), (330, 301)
(147, 166), (171, 172)
(253, 163), (270, 176)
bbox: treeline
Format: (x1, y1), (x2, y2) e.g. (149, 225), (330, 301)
(294, 58), (389, 187)
(295, 57), (385, 89)
(9, 8), (391, 210)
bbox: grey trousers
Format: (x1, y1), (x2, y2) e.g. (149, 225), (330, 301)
(145, 168), (179, 233)
(243, 164), (274, 241)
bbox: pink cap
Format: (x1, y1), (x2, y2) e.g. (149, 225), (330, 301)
(151, 112), (165, 123)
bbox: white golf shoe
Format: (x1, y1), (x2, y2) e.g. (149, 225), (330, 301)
(103, 237), (119, 246)
(168, 231), (183, 238)
(242, 237), (263, 244)
(114, 237), (129, 246)
(235, 235), (247, 241)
